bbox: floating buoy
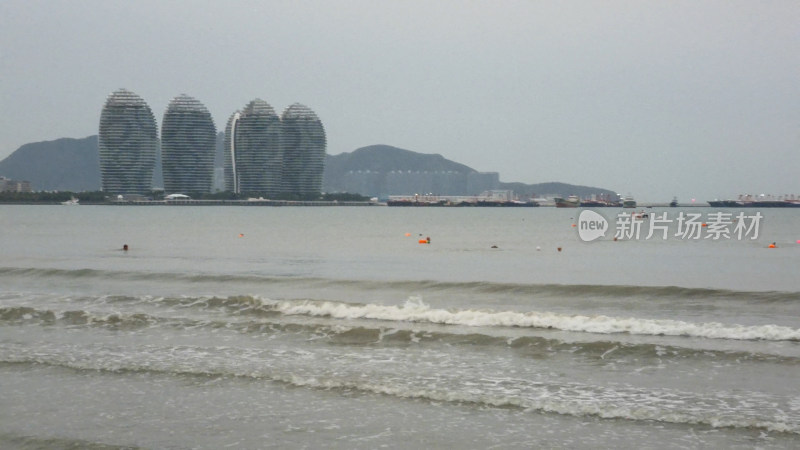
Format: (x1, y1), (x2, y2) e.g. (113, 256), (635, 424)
(768, 243), (776, 248)
(536, 246), (541, 251)
(557, 247), (562, 252)
(122, 244), (128, 251)
(571, 224), (576, 227)
(239, 233), (244, 238)
(701, 223), (707, 227)
(491, 245), (498, 249)
(405, 233), (411, 237)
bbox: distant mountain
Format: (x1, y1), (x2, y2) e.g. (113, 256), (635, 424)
(1, 138), (615, 198)
(0, 136), (167, 192)
(0, 136), (101, 192)
(323, 144), (616, 199)
(324, 144), (475, 176)
(496, 181), (616, 200)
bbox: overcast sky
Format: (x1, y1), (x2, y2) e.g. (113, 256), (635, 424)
(1, 0), (798, 201)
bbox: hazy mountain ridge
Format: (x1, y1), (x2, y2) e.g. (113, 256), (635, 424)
(0, 137), (615, 198)
(0, 136), (101, 192)
(322, 144), (616, 199)
(325, 145), (475, 175)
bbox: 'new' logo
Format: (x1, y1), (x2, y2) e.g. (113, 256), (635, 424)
(578, 210), (608, 242)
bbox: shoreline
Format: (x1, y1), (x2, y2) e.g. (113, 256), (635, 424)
(0, 200), (715, 207)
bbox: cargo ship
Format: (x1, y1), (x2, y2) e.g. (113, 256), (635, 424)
(554, 195), (579, 208)
(707, 194), (800, 208)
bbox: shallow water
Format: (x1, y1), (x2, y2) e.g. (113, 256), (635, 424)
(1, 205), (799, 448)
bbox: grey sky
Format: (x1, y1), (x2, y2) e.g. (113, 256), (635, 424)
(1, 0), (797, 201)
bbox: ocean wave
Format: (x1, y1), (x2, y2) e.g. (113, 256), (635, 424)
(269, 297), (800, 341)
(272, 374), (800, 435)
(2, 347), (797, 435)
(2, 266), (798, 302)
(0, 433), (138, 450)
(0, 306), (56, 323)
(7, 290), (797, 342)
(72, 293), (798, 343)
(0, 306), (160, 330)
(3, 303), (796, 365)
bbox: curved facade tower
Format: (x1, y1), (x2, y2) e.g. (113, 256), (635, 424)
(161, 94), (217, 194)
(223, 111), (241, 193)
(280, 103), (326, 195)
(233, 99), (283, 195)
(98, 89), (157, 195)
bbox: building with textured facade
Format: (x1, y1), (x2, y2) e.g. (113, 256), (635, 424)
(223, 111), (240, 193)
(0, 176), (32, 192)
(226, 99), (283, 195)
(98, 89), (158, 195)
(280, 103), (326, 195)
(161, 94), (216, 194)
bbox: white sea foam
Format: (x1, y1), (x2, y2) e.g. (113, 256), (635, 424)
(3, 338), (798, 435)
(270, 297), (800, 341)
(254, 371), (800, 434)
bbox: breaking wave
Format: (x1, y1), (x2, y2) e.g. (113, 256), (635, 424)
(267, 297), (800, 341)
(3, 303), (798, 365)
(4, 289), (799, 341)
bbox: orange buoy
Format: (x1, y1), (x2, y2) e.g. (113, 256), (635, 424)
(419, 239), (428, 244)
(701, 223), (707, 227)
(239, 233), (244, 238)
(768, 243), (776, 248)
(405, 233), (411, 237)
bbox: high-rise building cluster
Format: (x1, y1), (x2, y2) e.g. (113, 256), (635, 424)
(98, 89), (326, 196)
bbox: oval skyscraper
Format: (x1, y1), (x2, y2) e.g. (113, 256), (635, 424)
(161, 94), (217, 194)
(281, 103), (326, 196)
(98, 89), (157, 195)
(232, 99), (283, 195)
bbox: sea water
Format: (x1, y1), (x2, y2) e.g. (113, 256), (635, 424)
(1, 205), (799, 449)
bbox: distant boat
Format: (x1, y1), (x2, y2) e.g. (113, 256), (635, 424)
(707, 194), (800, 208)
(554, 195), (579, 208)
(61, 197), (79, 205)
(165, 193), (191, 201)
(579, 199), (606, 207)
(580, 197), (622, 207)
(622, 195), (637, 208)
(475, 200), (539, 207)
(669, 197), (678, 207)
